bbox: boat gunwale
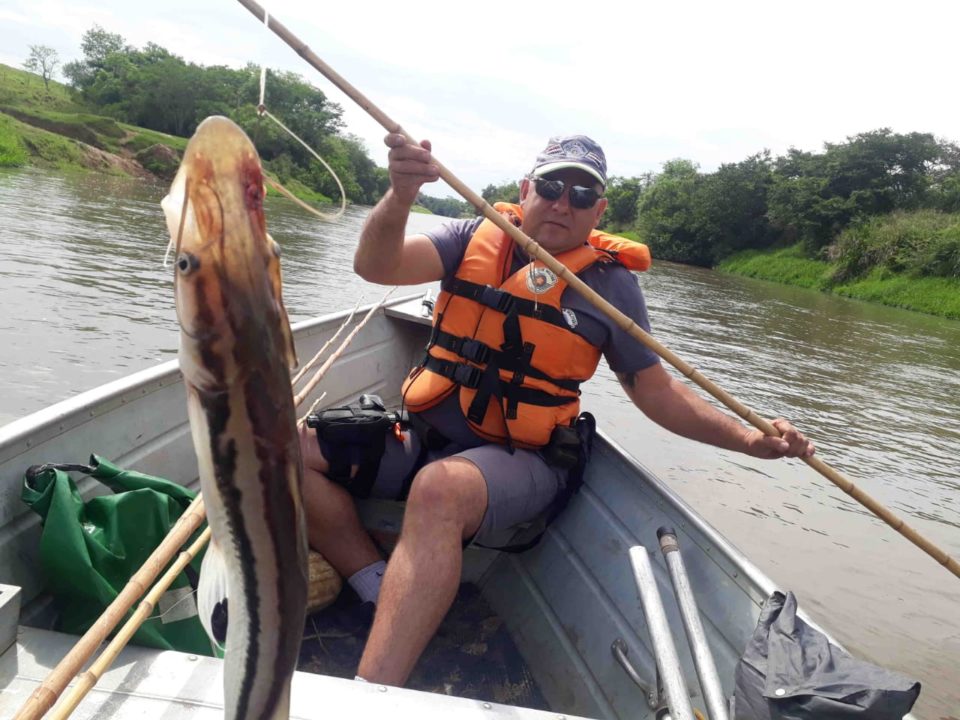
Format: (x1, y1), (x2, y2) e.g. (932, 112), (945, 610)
(0, 295), (422, 461)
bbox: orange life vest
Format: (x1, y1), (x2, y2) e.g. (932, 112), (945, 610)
(402, 203), (651, 449)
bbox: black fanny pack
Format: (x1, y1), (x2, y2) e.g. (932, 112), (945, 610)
(305, 394), (406, 498)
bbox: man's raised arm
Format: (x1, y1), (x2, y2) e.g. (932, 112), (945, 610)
(354, 134), (446, 285)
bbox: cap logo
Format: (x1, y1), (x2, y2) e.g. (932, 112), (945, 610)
(533, 135), (607, 186)
(562, 140), (588, 157)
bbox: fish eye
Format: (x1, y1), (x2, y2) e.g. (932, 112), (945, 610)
(177, 253), (199, 275)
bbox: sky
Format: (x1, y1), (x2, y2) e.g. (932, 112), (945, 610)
(3, 0), (959, 198)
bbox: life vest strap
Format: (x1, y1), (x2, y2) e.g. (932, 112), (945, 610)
(430, 330), (582, 392)
(423, 355), (485, 389)
(423, 356), (578, 409)
(447, 278), (516, 314)
(447, 279), (570, 330)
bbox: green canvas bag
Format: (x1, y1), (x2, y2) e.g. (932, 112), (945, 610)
(21, 454), (217, 656)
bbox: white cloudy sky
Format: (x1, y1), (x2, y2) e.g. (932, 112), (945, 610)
(3, 0), (959, 197)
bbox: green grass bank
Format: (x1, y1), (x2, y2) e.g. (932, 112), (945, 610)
(718, 242), (960, 320)
(1, 63), (349, 212)
(1, 63), (188, 175)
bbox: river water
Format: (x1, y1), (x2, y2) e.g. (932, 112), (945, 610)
(1, 167), (958, 718)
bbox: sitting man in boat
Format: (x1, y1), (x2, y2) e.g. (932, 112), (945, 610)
(299, 133), (815, 687)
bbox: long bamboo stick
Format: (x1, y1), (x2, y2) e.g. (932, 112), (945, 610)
(48, 527), (214, 720)
(236, 0), (960, 580)
(12, 496), (207, 720)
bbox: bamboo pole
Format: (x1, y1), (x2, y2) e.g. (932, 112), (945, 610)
(236, 0), (960, 581)
(12, 496), (207, 720)
(48, 527), (213, 720)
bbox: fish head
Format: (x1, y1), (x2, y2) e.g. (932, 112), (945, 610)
(162, 116), (298, 390)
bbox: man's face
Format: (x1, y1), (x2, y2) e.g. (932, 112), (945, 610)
(519, 168), (608, 253)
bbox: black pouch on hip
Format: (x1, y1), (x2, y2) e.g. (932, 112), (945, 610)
(305, 394), (401, 498)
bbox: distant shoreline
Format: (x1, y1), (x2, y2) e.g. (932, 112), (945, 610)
(717, 243), (960, 321)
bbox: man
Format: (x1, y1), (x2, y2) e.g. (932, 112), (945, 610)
(300, 133), (814, 687)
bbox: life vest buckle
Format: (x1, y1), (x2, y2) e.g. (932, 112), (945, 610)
(479, 285), (515, 314)
(460, 338), (491, 364)
(451, 363), (483, 389)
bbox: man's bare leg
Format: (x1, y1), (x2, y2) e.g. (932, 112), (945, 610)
(299, 425), (381, 577)
(356, 457), (487, 685)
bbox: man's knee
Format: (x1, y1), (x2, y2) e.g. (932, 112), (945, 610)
(405, 459), (487, 532)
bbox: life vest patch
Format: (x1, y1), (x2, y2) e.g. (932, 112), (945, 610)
(562, 308), (578, 329)
(526, 266), (558, 294)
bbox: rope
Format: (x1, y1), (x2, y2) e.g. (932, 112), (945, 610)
(256, 8), (346, 221)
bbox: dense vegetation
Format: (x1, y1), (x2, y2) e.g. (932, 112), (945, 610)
(4, 25), (390, 204)
(480, 130), (960, 309)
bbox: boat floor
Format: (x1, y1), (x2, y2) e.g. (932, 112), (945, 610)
(300, 582), (550, 710)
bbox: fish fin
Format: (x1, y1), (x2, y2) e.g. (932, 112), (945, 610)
(198, 537), (230, 650)
(266, 233), (299, 370)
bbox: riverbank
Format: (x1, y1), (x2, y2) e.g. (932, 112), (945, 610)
(1, 64), (187, 177)
(717, 242), (960, 320)
(0, 64), (345, 208)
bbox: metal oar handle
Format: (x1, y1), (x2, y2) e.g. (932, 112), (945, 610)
(628, 546), (696, 720)
(658, 527), (729, 720)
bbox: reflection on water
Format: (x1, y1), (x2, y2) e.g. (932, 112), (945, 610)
(1, 167), (958, 717)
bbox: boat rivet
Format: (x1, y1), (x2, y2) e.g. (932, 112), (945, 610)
(378, 685), (387, 692)
(187, 654), (198, 661)
(482, 703), (492, 709)
(775, 688), (785, 696)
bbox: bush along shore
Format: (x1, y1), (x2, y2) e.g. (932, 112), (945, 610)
(718, 210), (960, 320)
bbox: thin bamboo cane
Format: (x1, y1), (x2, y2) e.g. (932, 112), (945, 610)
(293, 286), (396, 407)
(48, 527), (214, 720)
(12, 496), (207, 720)
(291, 299), (361, 387)
(236, 0), (960, 581)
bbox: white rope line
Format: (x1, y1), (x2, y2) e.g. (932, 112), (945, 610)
(258, 108), (347, 221)
(256, 7), (346, 222)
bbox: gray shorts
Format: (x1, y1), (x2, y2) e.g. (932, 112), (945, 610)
(367, 429), (565, 546)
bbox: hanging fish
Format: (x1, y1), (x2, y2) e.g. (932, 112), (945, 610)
(161, 115), (307, 720)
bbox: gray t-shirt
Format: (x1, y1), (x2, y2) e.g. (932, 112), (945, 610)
(414, 218), (660, 447)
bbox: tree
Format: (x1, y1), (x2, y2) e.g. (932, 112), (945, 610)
(600, 175), (651, 231)
(481, 181), (519, 204)
(695, 151), (775, 259)
(63, 25), (128, 92)
(23, 45), (59, 91)
(80, 25), (127, 69)
(636, 159), (710, 265)
(769, 130), (944, 254)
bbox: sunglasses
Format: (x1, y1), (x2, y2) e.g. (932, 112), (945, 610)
(531, 176), (603, 210)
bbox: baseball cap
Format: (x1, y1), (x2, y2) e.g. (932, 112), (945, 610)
(531, 135), (607, 188)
